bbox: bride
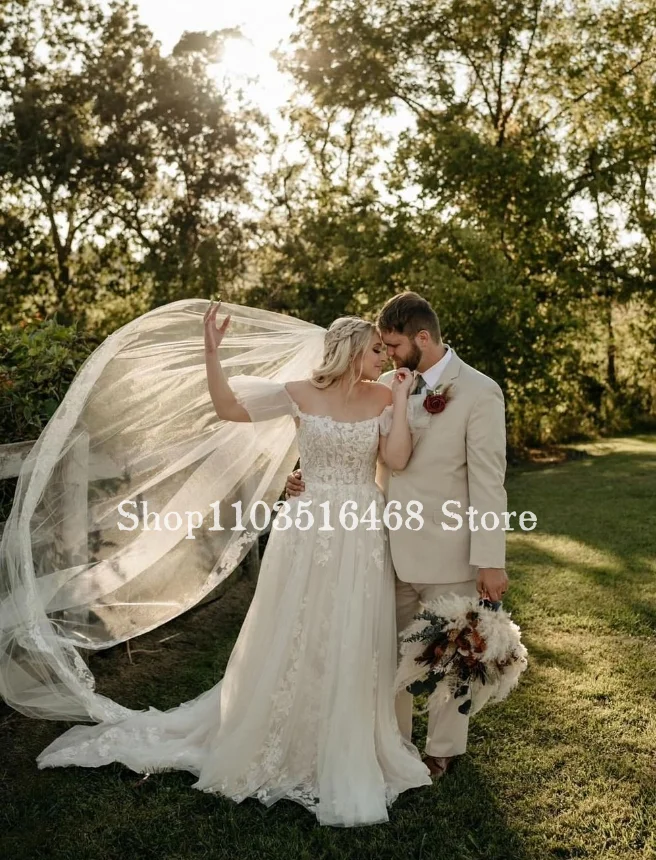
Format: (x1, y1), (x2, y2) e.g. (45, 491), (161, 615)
(31, 300), (432, 827)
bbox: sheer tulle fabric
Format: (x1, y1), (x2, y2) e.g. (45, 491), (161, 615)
(0, 299), (325, 722)
(36, 391), (432, 826)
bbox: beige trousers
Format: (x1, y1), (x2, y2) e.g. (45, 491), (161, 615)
(395, 577), (480, 757)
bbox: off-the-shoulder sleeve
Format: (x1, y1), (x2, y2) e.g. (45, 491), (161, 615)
(378, 404), (394, 436)
(229, 375), (299, 422)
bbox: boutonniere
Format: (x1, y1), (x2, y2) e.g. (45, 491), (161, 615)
(423, 383), (454, 415)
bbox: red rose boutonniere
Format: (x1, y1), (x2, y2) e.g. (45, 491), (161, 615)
(423, 383), (454, 415)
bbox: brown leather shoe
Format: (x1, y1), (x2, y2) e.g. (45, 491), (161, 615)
(422, 754), (455, 780)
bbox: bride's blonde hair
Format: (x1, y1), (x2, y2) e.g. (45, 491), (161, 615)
(310, 316), (377, 393)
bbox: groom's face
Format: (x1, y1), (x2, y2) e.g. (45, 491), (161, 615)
(379, 330), (423, 371)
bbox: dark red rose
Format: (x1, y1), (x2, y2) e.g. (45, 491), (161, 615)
(424, 393), (447, 414)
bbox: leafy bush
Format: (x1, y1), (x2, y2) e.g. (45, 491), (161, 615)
(0, 318), (102, 522)
(0, 318), (101, 445)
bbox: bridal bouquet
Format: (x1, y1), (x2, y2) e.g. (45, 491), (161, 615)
(394, 595), (528, 717)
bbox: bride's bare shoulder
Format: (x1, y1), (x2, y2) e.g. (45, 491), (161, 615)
(368, 382), (393, 407)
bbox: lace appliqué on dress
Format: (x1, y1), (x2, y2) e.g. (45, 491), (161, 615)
(36, 389), (433, 827)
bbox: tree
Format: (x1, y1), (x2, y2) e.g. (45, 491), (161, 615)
(259, 0), (656, 442)
(0, 0), (261, 327)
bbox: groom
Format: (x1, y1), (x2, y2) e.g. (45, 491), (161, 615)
(285, 291), (509, 779)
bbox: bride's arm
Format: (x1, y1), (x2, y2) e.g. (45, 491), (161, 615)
(204, 300), (251, 422)
(378, 369), (414, 470)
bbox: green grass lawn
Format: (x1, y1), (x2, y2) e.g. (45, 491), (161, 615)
(1, 435), (655, 860)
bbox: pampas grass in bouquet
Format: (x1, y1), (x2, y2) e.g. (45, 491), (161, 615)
(395, 595), (528, 717)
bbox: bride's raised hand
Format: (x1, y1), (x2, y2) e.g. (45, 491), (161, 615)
(391, 367), (414, 400)
(204, 300), (231, 354)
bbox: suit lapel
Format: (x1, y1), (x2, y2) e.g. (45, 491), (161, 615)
(409, 346), (462, 452)
(436, 345), (462, 388)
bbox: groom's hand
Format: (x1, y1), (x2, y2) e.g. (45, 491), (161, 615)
(476, 567), (509, 602)
(285, 469), (304, 499)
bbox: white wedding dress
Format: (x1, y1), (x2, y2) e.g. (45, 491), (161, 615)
(36, 379), (432, 827)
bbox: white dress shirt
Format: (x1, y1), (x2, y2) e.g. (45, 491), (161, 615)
(415, 346), (452, 392)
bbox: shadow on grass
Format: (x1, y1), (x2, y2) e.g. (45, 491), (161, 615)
(507, 441), (656, 560)
(472, 674), (656, 859)
(505, 440), (656, 637)
(0, 581), (536, 860)
(2, 718), (534, 860)
(2, 437), (655, 860)
(518, 634), (588, 674)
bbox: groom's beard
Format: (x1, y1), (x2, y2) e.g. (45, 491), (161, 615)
(394, 342), (423, 372)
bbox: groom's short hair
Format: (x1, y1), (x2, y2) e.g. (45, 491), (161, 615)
(377, 292), (442, 343)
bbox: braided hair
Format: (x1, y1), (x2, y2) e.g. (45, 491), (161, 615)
(310, 316), (377, 392)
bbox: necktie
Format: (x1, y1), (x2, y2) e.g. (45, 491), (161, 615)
(414, 373), (426, 394)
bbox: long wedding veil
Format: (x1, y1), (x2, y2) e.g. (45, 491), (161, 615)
(0, 299), (327, 722)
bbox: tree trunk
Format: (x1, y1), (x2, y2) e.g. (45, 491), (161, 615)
(607, 300), (616, 390)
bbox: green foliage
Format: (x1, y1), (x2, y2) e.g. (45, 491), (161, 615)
(247, 193), (413, 326)
(2, 0), (656, 447)
(0, 0), (260, 329)
(0, 318), (100, 444)
(0, 317), (100, 522)
(252, 0), (656, 446)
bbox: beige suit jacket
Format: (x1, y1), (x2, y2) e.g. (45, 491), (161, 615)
(376, 346), (507, 584)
